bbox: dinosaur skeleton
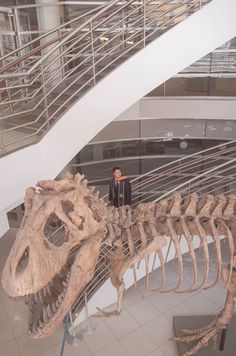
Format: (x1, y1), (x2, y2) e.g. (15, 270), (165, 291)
(1, 173), (236, 355)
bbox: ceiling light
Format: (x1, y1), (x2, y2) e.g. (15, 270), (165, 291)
(180, 141), (188, 149)
(100, 36), (108, 42)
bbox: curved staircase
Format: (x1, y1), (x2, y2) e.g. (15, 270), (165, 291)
(1, 0), (236, 232)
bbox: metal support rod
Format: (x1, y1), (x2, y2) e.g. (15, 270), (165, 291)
(67, 310), (82, 345)
(164, 239), (172, 263)
(122, 8), (125, 49)
(143, 0), (146, 47)
(69, 310), (76, 339)
(13, 8), (28, 99)
(219, 327), (228, 351)
(60, 312), (70, 356)
(0, 133), (5, 157)
(85, 292), (92, 332)
(82, 292), (96, 334)
(40, 64), (50, 129)
(90, 21), (96, 85)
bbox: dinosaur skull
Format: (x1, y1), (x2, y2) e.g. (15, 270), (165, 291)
(1, 173), (105, 337)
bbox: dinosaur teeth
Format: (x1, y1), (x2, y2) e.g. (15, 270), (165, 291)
(52, 303), (57, 313)
(25, 295), (30, 304)
(42, 308), (49, 323)
(62, 281), (68, 288)
(39, 320), (45, 329)
(58, 295), (63, 303)
(56, 300), (60, 308)
(46, 284), (51, 296)
(58, 271), (64, 278)
(43, 287), (47, 298)
(37, 291), (42, 301)
(47, 305), (53, 318)
(32, 324), (38, 335)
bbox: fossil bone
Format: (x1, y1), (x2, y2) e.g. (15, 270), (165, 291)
(1, 174), (236, 356)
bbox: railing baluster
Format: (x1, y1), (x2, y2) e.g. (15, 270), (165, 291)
(90, 21), (96, 86)
(40, 63), (50, 130)
(143, 0), (146, 47)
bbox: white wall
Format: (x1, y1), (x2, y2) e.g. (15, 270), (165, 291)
(1, 0), (236, 223)
(0, 211), (9, 238)
(115, 97), (236, 121)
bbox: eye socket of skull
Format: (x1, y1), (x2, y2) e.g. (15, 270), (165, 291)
(61, 200), (74, 215)
(43, 213), (68, 247)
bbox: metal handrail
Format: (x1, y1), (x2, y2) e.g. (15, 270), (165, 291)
(98, 139), (236, 200)
(132, 145), (236, 191)
(0, 1), (109, 63)
(0, 0), (121, 76)
(0, 0), (211, 157)
(0, 33), (68, 75)
(153, 158), (236, 203)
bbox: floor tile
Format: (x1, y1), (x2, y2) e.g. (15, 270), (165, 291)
(37, 349), (56, 356)
(0, 286), (9, 303)
(1, 340), (21, 356)
(0, 302), (8, 322)
(202, 285), (226, 308)
(128, 298), (161, 325)
(103, 308), (139, 339)
(147, 347), (166, 356)
(150, 292), (182, 314)
(174, 289), (200, 303)
(120, 327), (157, 356)
(54, 340), (92, 356)
(183, 293), (218, 315)
(16, 333), (52, 356)
(94, 340), (128, 356)
(83, 319), (116, 353)
(164, 303), (192, 322)
(160, 340), (178, 356)
(123, 284), (147, 308)
(3, 299), (28, 319)
(48, 324), (64, 347)
(0, 319), (15, 345)
(143, 314), (172, 347)
(8, 311), (28, 338)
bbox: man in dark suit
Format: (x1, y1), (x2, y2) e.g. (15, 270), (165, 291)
(109, 167), (131, 208)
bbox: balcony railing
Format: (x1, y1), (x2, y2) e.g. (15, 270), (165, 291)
(0, 0), (210, 157)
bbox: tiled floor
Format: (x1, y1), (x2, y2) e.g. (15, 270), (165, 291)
(0, 229), (231, 356)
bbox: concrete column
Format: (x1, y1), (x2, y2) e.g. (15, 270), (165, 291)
(0, 210), (9, 238)
(36, 0), (63, 86)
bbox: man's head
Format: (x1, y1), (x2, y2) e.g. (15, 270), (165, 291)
(113, 167), (121, 179)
